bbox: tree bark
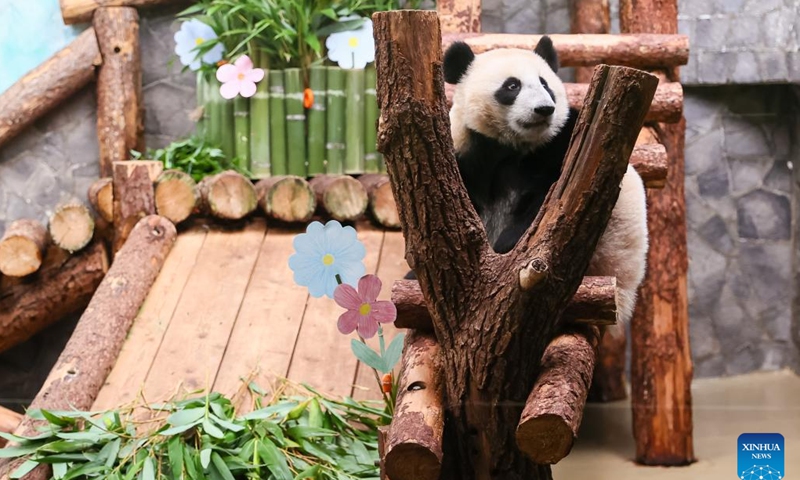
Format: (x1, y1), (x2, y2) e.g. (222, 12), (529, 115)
(621, 0), (695, 466)
(48, 201), (96, 253)
(0, 216), (176, 480)
(358, 174), (400, 229)
(0, 220), (49, 277)
(570, 0), (611, 83)
(197, 171), (258, 221)
(0, 241), (108, 354)
(437, 0), (481, 34)
(374, 10), (657, 479)
(309, 174), (368, 222)
(0, 28), (100, 150)
(154, 170), (199, 225)
(112, 160), (161, 254)
(516, 326), (599, 464)
(94, 7), (143, 177)
(441, 33), (688, 68)
(588, 324), (628, 402)
(254, 175), (316, 224)
(60, 0), (191, 25)
(393, 277), (617, 331)
(631, 143), (667, 188)
(385, 330), (444, 480)
(88, 177), (115, 222)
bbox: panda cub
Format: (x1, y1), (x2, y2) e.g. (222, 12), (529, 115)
(436, 36), (648, 324)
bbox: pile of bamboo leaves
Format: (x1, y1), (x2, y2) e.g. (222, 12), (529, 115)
(131, 137), (250, 182)
(0, 384), (388, 480)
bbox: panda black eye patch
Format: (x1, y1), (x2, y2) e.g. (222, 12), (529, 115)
(540, 76), (556, 102)
(495, 77), (522, 105)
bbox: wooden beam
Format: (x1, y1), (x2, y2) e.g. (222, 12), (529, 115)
(94, 7), (144, 177)
(437, 0), (481, 34)
(0, 407), (22, 448)
(571, 0), (611, 82)
(60, 0), (190, 25)
(442, 33), (689, 68)
(0, 28), (100, 150)
(112, 160), (161, 254)
(631, 143), (668, 188)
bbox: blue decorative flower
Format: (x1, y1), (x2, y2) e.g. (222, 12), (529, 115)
(325, 16), (375, 69)
(174, 19), (224, 71)
(289, 221), (366, 298)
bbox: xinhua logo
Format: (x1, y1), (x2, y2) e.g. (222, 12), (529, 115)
(738, 433), (785, 479)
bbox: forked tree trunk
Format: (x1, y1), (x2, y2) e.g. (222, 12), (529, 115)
(373, 11), (657, 480)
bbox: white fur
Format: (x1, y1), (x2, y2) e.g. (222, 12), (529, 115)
(450, 48), (570, 153)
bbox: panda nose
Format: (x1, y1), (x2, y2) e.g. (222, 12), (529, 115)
(535, 106), (555, 117)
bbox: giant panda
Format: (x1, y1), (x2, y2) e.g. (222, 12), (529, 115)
(406, 36), (648, 325)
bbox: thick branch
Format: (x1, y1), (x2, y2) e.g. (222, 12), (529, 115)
(113, 160), (161, 254)
(0, 28), (100, 150)
(60, 0), (190, 25)
(392, 277), (617, 330)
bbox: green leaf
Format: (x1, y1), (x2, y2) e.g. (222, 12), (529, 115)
(166, 408), (206, 427)
(202, 419), (225, 439)
(316, 18), (366, 37)
(351, 340), (386, 373)
(293, 464), (320, 480)
(40, 409), (76, 427)
(286, 400), (310, 421)
(167, 436), (184, 479)
(350, 439), (373, 466)
(159, 422), (198, 437)
(383, 333), (406, 372)
(10, 460), (39, 479)
(142, 456), (156, 480)
(200, 448), (212, 469)
(257, 439), (292, 480)
(287, 426), (338, 441)
(52, 462), (68, 479)
(210, 452), (235, 480)
(209, 414), (244, 433)
(307, 398), (323, 429)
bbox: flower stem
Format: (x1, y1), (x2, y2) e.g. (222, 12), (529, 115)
(358, 334), (393, 415)
(335, 274), (342, 285)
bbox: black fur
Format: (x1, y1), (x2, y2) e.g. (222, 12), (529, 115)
(534, 36), (559, 73)
(540, 77), (555, 102)
(443, 41), (475, 84)
(458, 109), (578, 253)
(494, 77), (521, 105)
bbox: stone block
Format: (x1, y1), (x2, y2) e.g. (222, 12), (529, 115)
(731, 51), (761, 83)
(736, 190), (791, 240)
(698, 214), (735, 255)
(687, 230), (728, 312)
(143, 81), (196, 143)
(689, 314), (721, 361)
(728, 157), (770, 194)
(694, 17), (730, 50)
(697, 51), (735, 84)
(764, 160), (792, 193)
(723, 115), (771, 157)
(697, 162), (730, 198)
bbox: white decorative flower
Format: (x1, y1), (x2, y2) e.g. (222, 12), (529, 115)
(174, 19), (225, 71)
(325, 16), (375, 69)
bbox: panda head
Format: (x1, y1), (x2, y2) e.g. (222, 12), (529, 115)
(445, 36), (570, 152)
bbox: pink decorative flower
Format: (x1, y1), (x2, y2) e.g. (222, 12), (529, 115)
(216, 55), (264, 99)
(334, 275), (397, 339)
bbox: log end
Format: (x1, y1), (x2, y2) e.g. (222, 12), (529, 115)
(49, 203), (95, 253)
(265, 177), (316, 223)
(204, 172), (258, 220)
(155, 171), (199, 225)
(515, 414), (575, 465)
(323, 176), (368, 222)
(385, 443), (442, 480)
(369, 180), (401, 229)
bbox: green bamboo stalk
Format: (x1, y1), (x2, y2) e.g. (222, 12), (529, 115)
(325, 67), (346, 175)
(233, 96), (250, 172)
(344, 68), (365, 174)
(363, 66), (380, 173)
(249, 51), (271, 178)
(205, 75), (222, 148)
(306, 66), (327, 176)
(219, 86), (235, 162)
(284, 68), (307, 178)
(196, 72), (207, 138)
(269, 69), (288, 176)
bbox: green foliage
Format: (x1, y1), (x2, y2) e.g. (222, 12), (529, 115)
(350, 333), (404, 375)
(131, 137), (250, 182)
(2, 385), (390, 480)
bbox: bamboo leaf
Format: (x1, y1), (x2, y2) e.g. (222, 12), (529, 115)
(201, 448), (212, 469)
(293, 464), (320, 480)
(10, 460), (39, 479)
(257, 438), (292, 480)
(142, 456), (156, 480)
(167, 408), (206, 427)
(210, 452), (235, 480)
(52, 462), (68, 479)
(203, 419), (225, 439)
(167, 436), (184, 479)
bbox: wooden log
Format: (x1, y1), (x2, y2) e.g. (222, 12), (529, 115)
(621, 0), (695, 466)
(0, 241), (108, 354)
(631, 143), (667, 188)
(588, 323), (628, 402)
(0, 216), (176, 480)
(88, 177), (114, 222)
(197, 171), (258, 221)
(392, 277), (617, 331)
(444, 81), (682, 123)
(515, 326), (600, 464)
(0, 220), (48, 277)
(254, 175), (316, 224)
(385, 330), (444, 480)
(0, 407), (22, 448)
(571, 0), (611, 83)
(308, 174), (368, 222)
(48, 201), (96, 253)
(154, 170), (199, 225)
(0, 28), (100, 150)
(437, 0), (481, 34)
(378, 426), (390, 480)
(112, 160), (162, 254)
(60, 0), (190, 25)
(441, 33), (689, 68)
(358, 174), (400, 229)
(94, 6), (143, 177)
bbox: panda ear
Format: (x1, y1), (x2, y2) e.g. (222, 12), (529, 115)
(443, 41), (475, 84)
(534, 36), (559, 73)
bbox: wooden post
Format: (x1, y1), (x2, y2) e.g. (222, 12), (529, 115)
(374, 10), (657, 479)
(88, 177), (115, 222)
(0, 28), (100, 149)
(620, 0), (695, 466)
(112, 160), (162, 254)
(0, 241), (108, 353)
(94, 7), (143, 177)
(570, 0), (611, 83)
(0, 216), (176, 480)
(384, 331), (444, 480)
(437, 0), (481, 34)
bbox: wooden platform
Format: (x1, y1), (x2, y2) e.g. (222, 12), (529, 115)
(92, 218), (409, 413)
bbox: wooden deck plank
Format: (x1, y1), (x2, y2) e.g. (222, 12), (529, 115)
(140, 219), (267, 403)
(213, 226), (309, 410)
(286, 224), (384, 398)
(92, 227), (208, 411)
(352, 230), (410, 401)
